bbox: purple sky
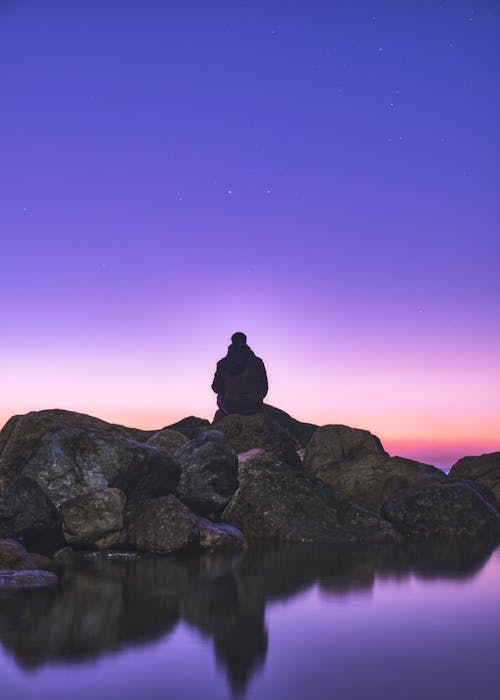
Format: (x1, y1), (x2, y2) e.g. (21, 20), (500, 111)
(1, 0), (499, 466)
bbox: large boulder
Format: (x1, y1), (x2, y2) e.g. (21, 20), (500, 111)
(0, 409), (155, 492)
(9, 427), (179, 508)
(60, 488), (127, 547)
(449, 453), (500, 505)
(303, 425), (445, 512)
(381, 480), (500, 540)
(222, 451), (397, 544)
(212, 413), (301, 468)
(146, 429), (188, 453)
(173, 431), (239, 517)
(127, 495), (200, 553)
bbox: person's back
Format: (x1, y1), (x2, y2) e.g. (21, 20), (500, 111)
(212, 332), (268, 416)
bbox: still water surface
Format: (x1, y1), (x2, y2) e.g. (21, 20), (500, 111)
(1, 542), (499, 700)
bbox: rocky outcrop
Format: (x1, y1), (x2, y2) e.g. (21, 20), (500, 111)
(449, 453), (500, 505)
(381, 480), (500, 540)
(146, 429), (188, 453)
(222, 451), (397, 544)
(212, 413), (301, 468)
(173, 431), (239, 517)
(303, 424), (446, 512)
(60, 488), (127, 547)
(1, 409), (498, 553)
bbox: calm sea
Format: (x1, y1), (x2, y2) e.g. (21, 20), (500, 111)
(1, 542), (499, 700)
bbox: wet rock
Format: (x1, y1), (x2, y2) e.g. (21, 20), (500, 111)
(60, 488), (127, 546)
(0, 477), (63, 553)
(0, 570), (58, 590)
(303, 425), (445, 512)
(128, 495), (199, 553)
(381, 479), (500, 540)
(194, 516), (245, 552)
(449, 452), (500, 505)
(146, 429), (188, 453)
(222, 453), (397, 544)
(174, 431), (239, 517)
(213, 413), (301, 468)
(0, 538), (52, 570)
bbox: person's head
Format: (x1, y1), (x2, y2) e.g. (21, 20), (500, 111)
(231, 331), (247, 346)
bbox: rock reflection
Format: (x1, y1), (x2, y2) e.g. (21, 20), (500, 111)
(0, 541), (497, 695)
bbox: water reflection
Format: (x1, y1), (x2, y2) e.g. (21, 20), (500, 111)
(0, 541), (497, 695)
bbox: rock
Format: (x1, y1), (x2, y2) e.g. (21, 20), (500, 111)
(60, 488), (127, 546)
(146, 429), (188, 453)
(0, 570), (58, 590)
(127, 495), (199, 553)
(173, 431), (239, 517)
(222, 453), (397, 544)
(94, 530), (128, 550)
(381, 480), (500, 540)
(11, 426), (179, 508)
(0, 538), (52, 570)
(263, 404), (318, 448)
(0, 477), (63, 553)
(212, 413), (301, 468)
(303, 425), (445, 512)
(0, 409), (155, 491)
(194, 516), (245, 552)
(165, 416), (211, 440)
(449, 452), (500, 505)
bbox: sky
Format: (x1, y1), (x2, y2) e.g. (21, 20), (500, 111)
(1, 0), (499, 467)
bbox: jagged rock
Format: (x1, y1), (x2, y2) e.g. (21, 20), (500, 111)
(173, 431), (239, 517)
(381, 480), (500, 540)
(212, 413), (301, 468)
(0, 477), (63, 553)
(165, 416), (211, 440)
(128, 495), (200, 553)
(303, 425), (445, 512)
(222, 453), (397, 544)
(0, 570), (58, 590)
(194, 516), (245, 552)
(0, 538), (52, 571)
(60, 488), (127, 546)
(146, 429), (188, 453)
(0, 409), (155, 491)
(449, 453), (500, 505)
(9, 426), (179, 508)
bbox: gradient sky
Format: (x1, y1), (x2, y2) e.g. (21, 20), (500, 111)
(1, 0), (499, 467)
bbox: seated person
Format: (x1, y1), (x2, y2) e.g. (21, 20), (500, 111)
(212, 332), (268, 418)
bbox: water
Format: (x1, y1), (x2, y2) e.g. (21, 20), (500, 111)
(1, 542), (499, 700)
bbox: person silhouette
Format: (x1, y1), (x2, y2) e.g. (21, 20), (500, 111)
(212, 332), (268, 418)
